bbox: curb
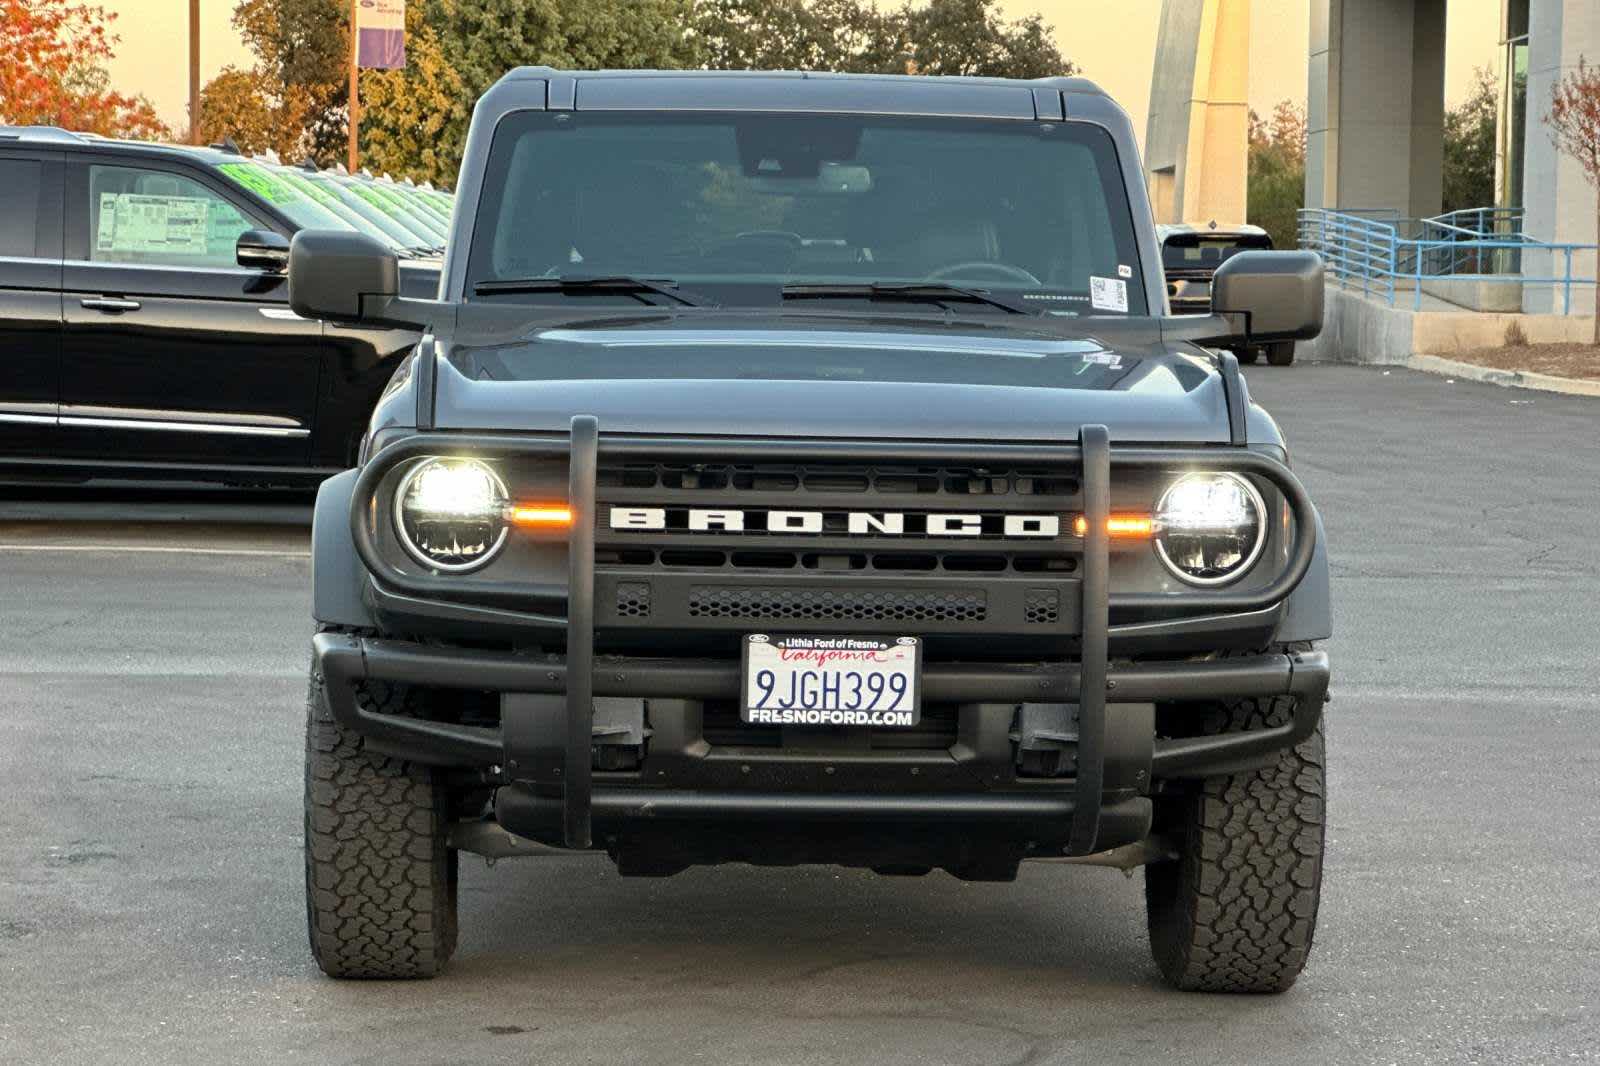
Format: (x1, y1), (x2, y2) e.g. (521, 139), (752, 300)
(1407, 353), (1600, 398)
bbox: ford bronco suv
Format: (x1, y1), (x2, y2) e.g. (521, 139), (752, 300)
(294, 69), (1331, 993)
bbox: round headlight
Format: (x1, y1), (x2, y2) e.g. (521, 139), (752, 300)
(1154, 472), (1267, 585)
(393, 458), (508, 572)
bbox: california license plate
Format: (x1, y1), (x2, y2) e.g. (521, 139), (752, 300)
(741, 634), (921, 727)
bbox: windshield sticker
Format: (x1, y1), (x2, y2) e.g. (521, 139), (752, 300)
(217, 162), (302, 206)
(1082, 351), (1123, 369)
(1089, 276), (1129, 313)
(1117, 264), (1133, 278)
(95, 193), (209, 255)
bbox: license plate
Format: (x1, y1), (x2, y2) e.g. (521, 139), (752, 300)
(741, 634), (921, 727)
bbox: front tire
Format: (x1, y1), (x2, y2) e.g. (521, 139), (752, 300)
(304, 666), (458, 979)
(1234, 347), (1260, 366)
(1144, 687), (1326, 993)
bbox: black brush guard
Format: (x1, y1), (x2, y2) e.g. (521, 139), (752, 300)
(316, 417), (1328, 854)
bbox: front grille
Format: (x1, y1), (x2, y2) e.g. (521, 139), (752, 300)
(687, 586), (986, 623)
(596, 456), (1082, 634)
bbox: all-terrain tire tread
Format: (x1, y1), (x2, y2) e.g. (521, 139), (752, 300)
(1146, 645), (1325, 993)
(304, 662), (457, 979)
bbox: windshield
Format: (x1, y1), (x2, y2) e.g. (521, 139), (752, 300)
(307, 173), (438, 250)
(213, 160), (358, 234)
(1161, 233), (1272, 270)
(466, 112), (1147, 315)
(350, 178), (448, 244)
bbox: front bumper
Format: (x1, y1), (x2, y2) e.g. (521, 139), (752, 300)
(325, 417), (1327, 858)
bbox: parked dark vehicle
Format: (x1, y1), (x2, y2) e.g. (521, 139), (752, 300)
(0, 128), (440, 485)
(298, 69), (1330, 992)
(1158, 222), (1297, 366)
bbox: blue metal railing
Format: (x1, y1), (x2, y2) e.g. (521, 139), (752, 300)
(1297, 207), (1596, 313)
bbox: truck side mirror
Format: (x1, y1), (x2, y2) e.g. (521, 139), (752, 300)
(1210, 250), (1324, 343)
(288, 229), (400, 323)
(236, 229), (290, 272)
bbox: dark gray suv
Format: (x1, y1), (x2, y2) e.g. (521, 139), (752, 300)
(293, 68), (1331, 992)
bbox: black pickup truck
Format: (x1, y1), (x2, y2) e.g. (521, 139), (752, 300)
(0, 128), (440, 483)
(295, 68), (1332, 992)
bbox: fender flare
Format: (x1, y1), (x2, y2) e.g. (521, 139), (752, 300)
(311, 468), (378, 629)
(1276, 505), (1331, 643)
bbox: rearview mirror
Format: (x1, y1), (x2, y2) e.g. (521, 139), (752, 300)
(1209, 250), (1324, 343)
(288, 229), (400, 323)
(236, 229), (290, 272)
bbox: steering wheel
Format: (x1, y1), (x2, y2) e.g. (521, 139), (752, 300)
(925, 261), (1042, 286)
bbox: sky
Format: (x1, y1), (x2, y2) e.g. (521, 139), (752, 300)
(104, 0), (1504, 145)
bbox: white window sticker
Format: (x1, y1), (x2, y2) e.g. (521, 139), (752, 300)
(1117, 264), (1133, 278)
(1089, 276), (1129, 313)
(1083, 351), (1123, 368)
(95, 193), (209, 255)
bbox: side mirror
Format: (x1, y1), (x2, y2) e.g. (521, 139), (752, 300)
(288, 229), (399, 322)
(1210, 250), (1324, 342)
(236, 229), (290, 272)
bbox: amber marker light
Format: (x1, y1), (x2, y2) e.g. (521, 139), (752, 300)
(508, 504), (574, 527)
(1073, 513), (1155, 538)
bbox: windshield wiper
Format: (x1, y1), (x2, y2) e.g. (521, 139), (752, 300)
(781, 282), (1039, 315)
(474, 275), (715, 307)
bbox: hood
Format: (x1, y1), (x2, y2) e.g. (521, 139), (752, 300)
(433, 315), (1230, 444)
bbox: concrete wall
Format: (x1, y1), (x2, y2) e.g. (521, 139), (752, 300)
(1145, 0), (1249, 225)
(1300, 284), (1597, 363)
(1306, 0), (1446, 218)
(1519, 0), (1600, 315)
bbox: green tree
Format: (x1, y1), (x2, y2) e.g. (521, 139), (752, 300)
(423, 0), (699, 180)
(232, 0), (348, 162)
(198, 65), (316, 160)
(694, 0), (1075, 78)
(1442, 66), (1498, 215)
(694, 0), (893, 72)
(893, 0), (1073, 79)
(1247, 100), (1306, 250)
(359, 3), (463, 185)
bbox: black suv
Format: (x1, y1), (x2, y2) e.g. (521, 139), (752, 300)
(0, 129), (441, 484)
(295, 69), (1331, 992)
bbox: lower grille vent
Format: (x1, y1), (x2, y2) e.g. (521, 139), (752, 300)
(687, 586), (986, 624)
(616, 582), (652, 618)
(1024, 588), (1061, 625)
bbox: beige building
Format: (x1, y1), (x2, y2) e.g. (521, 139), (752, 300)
(1144, 0), (1251, 226)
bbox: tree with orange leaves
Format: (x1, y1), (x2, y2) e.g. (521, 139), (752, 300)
(1545, 56), (1600, 343)
(0, 0), (168, 138)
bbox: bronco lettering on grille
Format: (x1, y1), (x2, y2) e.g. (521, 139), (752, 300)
(607, 507), (1061, 538)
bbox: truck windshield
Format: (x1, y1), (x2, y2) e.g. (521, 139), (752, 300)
(465, 112), (1147, 315)
(214, 160), (356, 234)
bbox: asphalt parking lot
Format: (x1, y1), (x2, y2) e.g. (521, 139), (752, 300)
(2, 363), (1597, 1065)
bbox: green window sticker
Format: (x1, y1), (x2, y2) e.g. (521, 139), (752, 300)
(218, 162), (302, 206)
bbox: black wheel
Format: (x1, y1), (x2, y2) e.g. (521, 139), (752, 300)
(1266, 341), (1296, 366)
(1145, 659), (1325, 993)
(304, 663), (458, 979)
(1234, 347), (1259, 366)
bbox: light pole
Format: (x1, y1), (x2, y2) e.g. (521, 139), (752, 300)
(347, 0), (360, 172)
(189, 0), (201, 143)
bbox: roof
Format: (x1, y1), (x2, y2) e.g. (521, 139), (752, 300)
(0, 126), (244, 165)
(483, 68), (1109, 121)
(1156, 222), (1269, 240)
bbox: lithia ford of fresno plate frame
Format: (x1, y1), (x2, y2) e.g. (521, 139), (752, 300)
(740, 634), (922, 727)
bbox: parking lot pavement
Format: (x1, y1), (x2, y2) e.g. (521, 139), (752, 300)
(1, 364), (1596, 1066)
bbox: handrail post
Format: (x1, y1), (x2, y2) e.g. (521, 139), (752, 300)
(1564, 246), (1573, 315)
